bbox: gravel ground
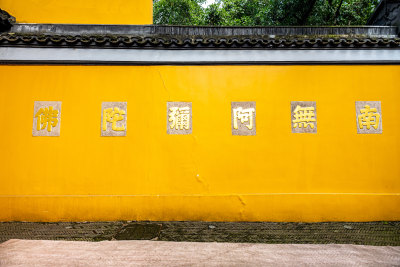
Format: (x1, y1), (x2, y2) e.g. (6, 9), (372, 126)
(0, 221), (399, 246)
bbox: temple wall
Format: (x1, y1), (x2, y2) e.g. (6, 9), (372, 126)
(0, 65), (399, 222)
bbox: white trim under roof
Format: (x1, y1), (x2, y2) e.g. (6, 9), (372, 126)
(0, 47), (399, 64)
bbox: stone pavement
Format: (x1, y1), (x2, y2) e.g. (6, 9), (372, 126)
(1, 239), (400, 266)
(1, 221), (399, 245)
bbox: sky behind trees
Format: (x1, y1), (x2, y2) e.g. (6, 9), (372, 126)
(202, 0), (216, 7)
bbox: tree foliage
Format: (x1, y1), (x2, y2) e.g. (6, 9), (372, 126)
(153, 0), (205, 25)
(153, 0), (379, 26)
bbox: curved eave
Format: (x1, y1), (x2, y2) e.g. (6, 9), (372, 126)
(1, 32), (400, 49)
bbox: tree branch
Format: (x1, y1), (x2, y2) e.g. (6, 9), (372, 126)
(334, 0), (344, 23)
(298, 0), (317, 25)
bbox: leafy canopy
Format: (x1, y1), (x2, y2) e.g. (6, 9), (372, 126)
(153, 0), (379, 26)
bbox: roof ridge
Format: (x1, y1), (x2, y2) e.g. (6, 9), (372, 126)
(6, 24), (399, 38)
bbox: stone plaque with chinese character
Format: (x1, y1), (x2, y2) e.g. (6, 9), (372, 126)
(32, 101), (62, 137)
(231, 102), (256, 136)
(291, 101), (317, 134)
(167, 102), (192, 135)
(101, 102), (127, 137)
(356, 101), (382, 134)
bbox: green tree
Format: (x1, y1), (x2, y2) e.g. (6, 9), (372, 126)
(153, 0), (205, 25)
(203, 3), (224, 25)
(153, 0), (380, 26)
(308, 0), (380, 25)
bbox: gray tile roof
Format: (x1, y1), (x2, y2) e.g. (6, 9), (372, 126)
(1, 24), (399, 49)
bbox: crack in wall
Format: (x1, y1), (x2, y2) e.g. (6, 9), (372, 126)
(157, 68), (171, 100)
(237, 195), (247, 220)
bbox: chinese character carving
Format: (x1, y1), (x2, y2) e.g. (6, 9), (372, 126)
(356, 101), (382, 134)
(167, 102), (192, 134)
(169, 107), (190, 130)
(233, 107), (255, 130)
(103, 107), (126, 131)
(32, 101), (62, 136)
(101, 102), (127, 136)
(232, 102), (256, 135)
(293, 106), (316, 129)
(35, 106), (59, 132)
(291, 101), (317, 133)
(358, 105), (380, 130)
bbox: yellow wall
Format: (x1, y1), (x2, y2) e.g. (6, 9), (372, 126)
(0, 65), (399, 222)
(0, 0), (152, 24)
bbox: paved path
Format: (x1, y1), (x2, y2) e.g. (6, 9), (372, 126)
(1, 239), (399, 266)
